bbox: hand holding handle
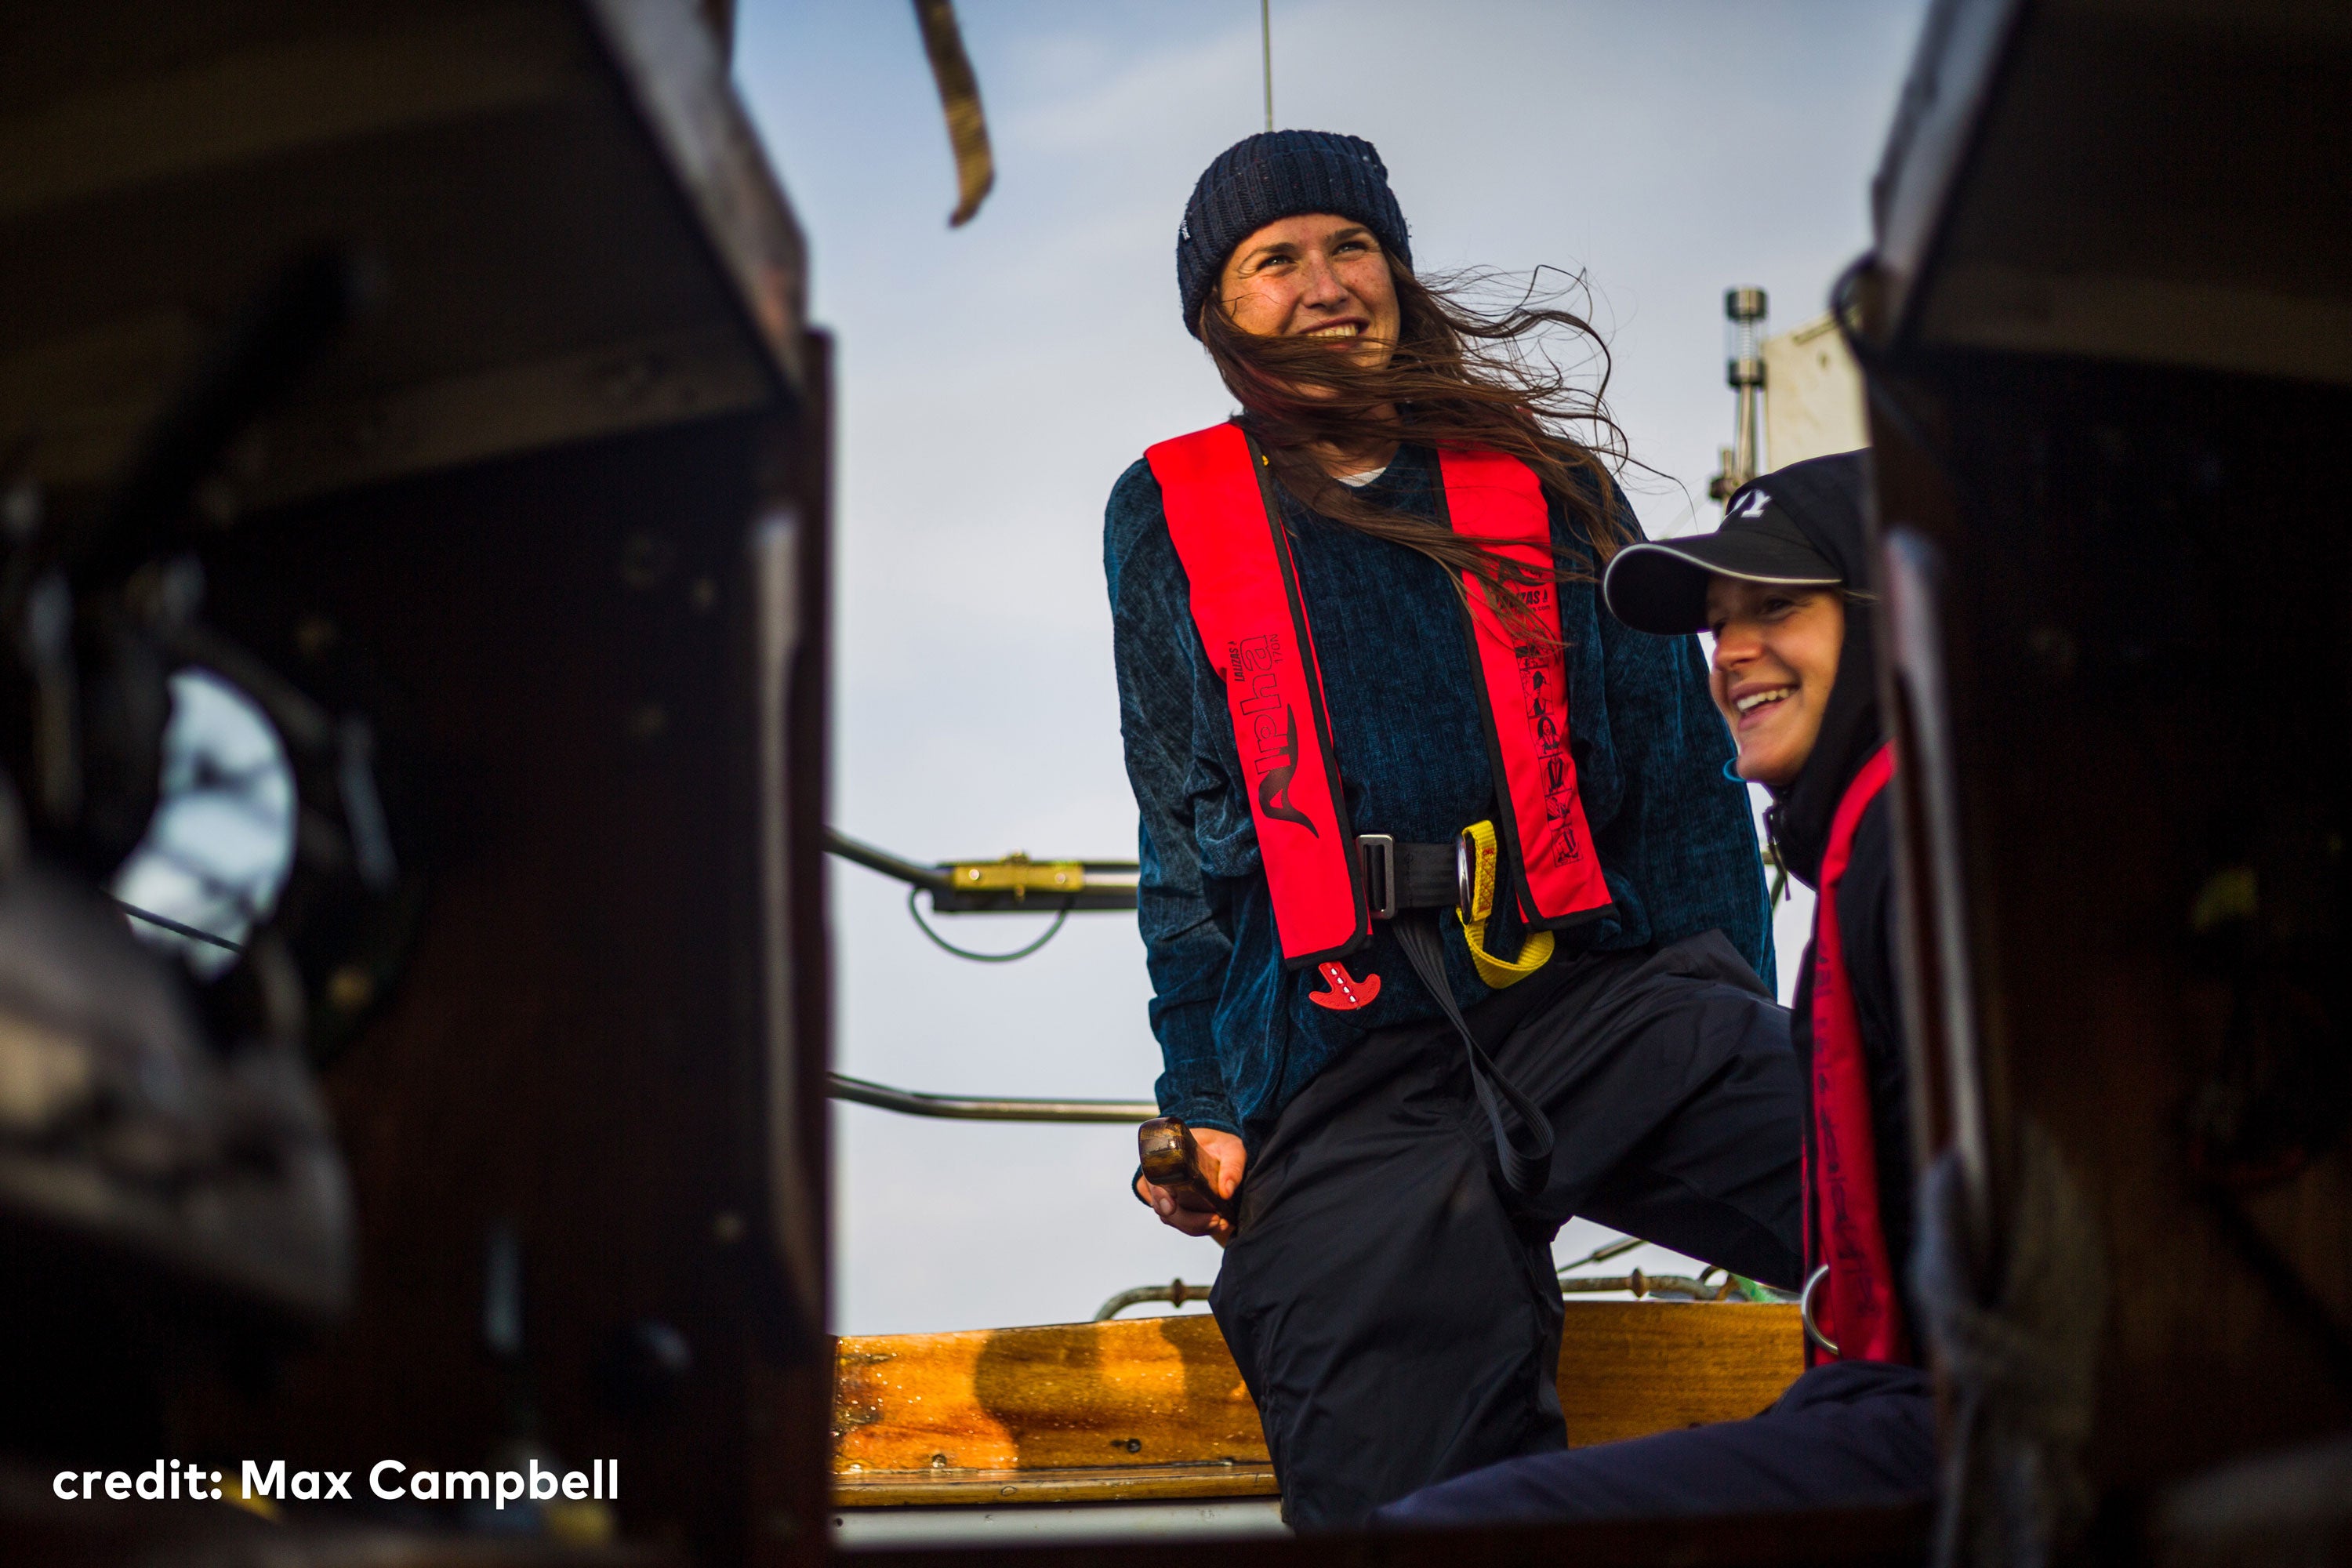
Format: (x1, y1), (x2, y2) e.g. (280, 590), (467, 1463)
(1139, 1116), (1236, 1224)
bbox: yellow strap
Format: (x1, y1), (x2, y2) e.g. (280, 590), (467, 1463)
(1456, 820), (1555, 989)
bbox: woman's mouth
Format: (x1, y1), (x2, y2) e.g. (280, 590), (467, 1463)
(1303, 323), (1360, 339)
(1734, 687), (1794, 725)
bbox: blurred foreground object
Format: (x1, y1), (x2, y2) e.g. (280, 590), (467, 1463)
(0, 1), (832, 1561)
(1856, 0), (2352, 1562)
(0, 248), (377, 1464)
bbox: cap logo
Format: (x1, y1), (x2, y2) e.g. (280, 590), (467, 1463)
(1732, 488), (1771, 521)
(1179, 220), (1190, 241)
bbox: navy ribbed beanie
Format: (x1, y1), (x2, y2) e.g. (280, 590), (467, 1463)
(1176, 130), (1411, 337)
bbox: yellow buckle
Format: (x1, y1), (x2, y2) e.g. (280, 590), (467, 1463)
(1454, 820), (1554, 989)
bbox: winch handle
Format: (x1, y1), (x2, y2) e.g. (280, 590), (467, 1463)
(1138, 1116), (1236, 1223)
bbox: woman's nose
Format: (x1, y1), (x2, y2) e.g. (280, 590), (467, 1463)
(1298, 254), (1348, 305)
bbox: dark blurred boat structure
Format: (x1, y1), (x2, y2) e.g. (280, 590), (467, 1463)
(1857, 0), (2352, 1560)
(0, 1), (831, 1561)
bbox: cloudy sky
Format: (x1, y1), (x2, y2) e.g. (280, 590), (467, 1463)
(732, 0), (1928, 1336)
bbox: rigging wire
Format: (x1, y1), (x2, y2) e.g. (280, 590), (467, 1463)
(1261, 0), (1273, 132)
(906, 884), (1072, 963)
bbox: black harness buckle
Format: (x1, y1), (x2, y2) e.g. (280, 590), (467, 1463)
(1357, 834), (1396, 920)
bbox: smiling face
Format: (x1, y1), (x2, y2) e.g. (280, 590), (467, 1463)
(1706, 577), (1846, 789)
(1217, 212), (1401, 368)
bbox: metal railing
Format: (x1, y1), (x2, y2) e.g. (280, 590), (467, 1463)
(822, 827), (1155, 1117)
(1091, 1260), (1795, 1319)
(828, 1071), (1156, 1123)
(1094, 1278), (1213, 1321)
(826, 826), (1139, 913)
(1560, 1272), (1731, 1301)
(825, 827), (956, 893)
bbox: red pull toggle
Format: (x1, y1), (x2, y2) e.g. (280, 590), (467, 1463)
(1308, 961), (1381, 1011)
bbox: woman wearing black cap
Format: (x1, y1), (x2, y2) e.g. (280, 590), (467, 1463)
(1106, 129), (1809, 1528)
(1375, 451), (1936, 1526)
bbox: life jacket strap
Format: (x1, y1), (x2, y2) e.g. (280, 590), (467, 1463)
(1356, 829), (1555, 986)
(1353, 835), (1458, 919)
(1805, 740), (1911, 1367)
(1150, 426), (1615, 965)
(1392, 911), (1555, 1196)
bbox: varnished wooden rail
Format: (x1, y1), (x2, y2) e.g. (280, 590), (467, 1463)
(833, 1302), (1804, 1508)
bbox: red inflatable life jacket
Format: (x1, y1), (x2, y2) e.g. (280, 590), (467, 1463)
(1803, 740), (1913, 1365)
(1143, 421), (1612, 969)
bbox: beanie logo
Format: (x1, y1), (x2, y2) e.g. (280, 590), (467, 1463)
(1179, 220), (1190, 242)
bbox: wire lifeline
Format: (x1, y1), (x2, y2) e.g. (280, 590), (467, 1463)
(905, 884), (1072, 963)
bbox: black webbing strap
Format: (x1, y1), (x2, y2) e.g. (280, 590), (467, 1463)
(1355, 837), (1461, 917)
(1390, 913), (1555, 1196)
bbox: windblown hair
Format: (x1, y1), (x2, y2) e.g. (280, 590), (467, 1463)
(1200, 262), (1634, 645)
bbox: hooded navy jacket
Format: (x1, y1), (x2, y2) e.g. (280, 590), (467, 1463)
(1748, 449), (1918, 1329)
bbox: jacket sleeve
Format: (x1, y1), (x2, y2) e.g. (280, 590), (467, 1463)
(1105, 460), (1239, 1134)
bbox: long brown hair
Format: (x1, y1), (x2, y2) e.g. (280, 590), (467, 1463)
(1200, 262), (1633, 644)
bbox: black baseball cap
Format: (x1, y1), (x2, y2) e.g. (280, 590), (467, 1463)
(1602, 458), (1860, 635)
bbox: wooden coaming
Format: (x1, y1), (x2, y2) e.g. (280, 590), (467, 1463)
(833, 1303), (1802, 1506)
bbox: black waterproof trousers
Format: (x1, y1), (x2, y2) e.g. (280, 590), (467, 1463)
(1207, 930), (1802, 1531)
(1372, 1360), (1935, 1526)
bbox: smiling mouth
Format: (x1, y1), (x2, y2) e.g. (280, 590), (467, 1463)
(1735, 687), (1795, 715)
(1303, 323), (1360, 339)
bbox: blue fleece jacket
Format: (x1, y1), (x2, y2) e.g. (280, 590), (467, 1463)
(1105, 441), (1767, 1145)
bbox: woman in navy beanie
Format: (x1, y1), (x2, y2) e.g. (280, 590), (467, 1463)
(1106, 130), (1805, 1528)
